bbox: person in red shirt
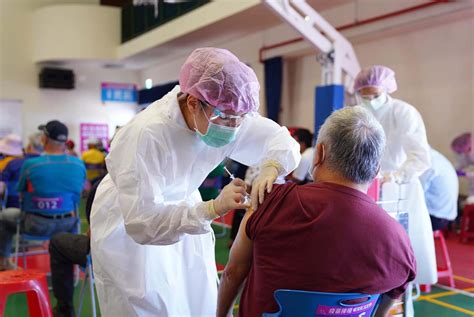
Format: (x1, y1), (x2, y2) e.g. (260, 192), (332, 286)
(217, 106), (416, 317)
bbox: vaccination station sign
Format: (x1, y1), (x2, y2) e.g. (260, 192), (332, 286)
(101, 82), (137, 103)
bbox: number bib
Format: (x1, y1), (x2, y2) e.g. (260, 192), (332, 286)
(32, 197), (63, 210)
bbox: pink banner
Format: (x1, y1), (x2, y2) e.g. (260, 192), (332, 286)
(80, 123), (109, 153)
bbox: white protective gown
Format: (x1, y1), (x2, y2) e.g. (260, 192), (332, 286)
(90, 86), (300, 317)
(367, 96), (437, 285)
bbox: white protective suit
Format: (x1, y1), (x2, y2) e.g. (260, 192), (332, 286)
(367, 95), (437, 286)
(90, 86), (300, 317)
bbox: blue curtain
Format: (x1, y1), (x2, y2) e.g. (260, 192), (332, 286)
(264, 57), (283, 123)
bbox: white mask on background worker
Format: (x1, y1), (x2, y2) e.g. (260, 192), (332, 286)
(361, 92), (387, 111)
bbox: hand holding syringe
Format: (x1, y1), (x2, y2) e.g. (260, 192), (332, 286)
(224, 166), (252, 205)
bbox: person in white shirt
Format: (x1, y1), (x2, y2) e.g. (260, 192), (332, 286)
(287, 128), (314, 184)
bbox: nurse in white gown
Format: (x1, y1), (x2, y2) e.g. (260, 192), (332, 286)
(90, 48), (301, 317)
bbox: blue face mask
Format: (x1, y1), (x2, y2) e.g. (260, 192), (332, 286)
(194, 105), (240, 148)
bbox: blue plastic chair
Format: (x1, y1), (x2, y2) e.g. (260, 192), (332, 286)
(262, 290), (381, 317)
(14, 192), (80, 269)
(77, 255), (97, 317)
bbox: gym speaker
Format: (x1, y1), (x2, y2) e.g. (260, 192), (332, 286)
(39, 68), (75, 89)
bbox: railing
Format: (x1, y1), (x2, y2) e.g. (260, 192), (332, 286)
(122, 0), (210, 43)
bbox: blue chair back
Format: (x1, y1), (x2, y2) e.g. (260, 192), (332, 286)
(263, 290), (380, 317)
(21, 192), (78, 215)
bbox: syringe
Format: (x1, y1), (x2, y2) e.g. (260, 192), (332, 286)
(224, 166), (251, 205)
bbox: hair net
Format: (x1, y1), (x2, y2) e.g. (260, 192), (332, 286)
(179, 47), (260, 113)
(451, 132), (472, 154)
(354, 65), (398, 94)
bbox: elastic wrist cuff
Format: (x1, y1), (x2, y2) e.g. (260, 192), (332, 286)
(261, 160), (283, 175)
(207, 200), (219, 220)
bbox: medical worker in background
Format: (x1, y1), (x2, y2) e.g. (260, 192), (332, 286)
(354, 65), (436, 316)
(90, 47), (300, 317)
(451, 132), (474, 202)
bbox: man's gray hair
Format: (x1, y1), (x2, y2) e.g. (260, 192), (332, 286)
(316, 106), (386, 184)
(29, 132), (44, 153)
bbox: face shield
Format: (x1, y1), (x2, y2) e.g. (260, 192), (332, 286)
(201, 101), (247, 128)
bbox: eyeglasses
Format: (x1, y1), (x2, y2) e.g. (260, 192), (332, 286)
(200, 101), (247, 127)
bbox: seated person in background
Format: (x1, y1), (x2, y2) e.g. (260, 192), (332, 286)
(420, 148), (459, 231)
(0, 132), (43, 208)
(81, 137), (106, 183)
(0, 134), (23, 172)
(0, 120), (86, 271)
(49, 175), (104, 317)
(286, 128), (314, 184)
(217, 106), (416, 317)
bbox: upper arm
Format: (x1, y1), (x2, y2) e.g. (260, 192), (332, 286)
(227, 210), (254, 270)
(229, 115), (300, 174)
(398, 107), (430, 166)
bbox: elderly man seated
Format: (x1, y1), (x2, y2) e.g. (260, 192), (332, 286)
(0, 120), (86, 271)
(217, 106), (416, 317)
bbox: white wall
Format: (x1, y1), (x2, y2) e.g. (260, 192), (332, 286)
(33, 65), (138, 146)
(32, 4), (120, 62)
(0, 0), (139, 150)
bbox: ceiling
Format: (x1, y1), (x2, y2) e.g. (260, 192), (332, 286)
(119, 0), (354, 69)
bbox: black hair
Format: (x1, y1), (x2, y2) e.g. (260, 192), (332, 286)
(294, 128), (313, 148)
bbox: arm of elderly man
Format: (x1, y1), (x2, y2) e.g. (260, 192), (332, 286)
(217, 207), (254, 317)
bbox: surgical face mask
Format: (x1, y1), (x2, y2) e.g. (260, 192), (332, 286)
(194, 105), (240, 148)
(361, 93), (387, 111)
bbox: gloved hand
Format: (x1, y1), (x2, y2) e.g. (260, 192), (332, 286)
(212, 178), (250, 217)
(382, 170), (409, 184)
(250, 164), (280, 210)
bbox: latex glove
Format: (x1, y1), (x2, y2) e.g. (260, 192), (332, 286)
(251, 164), (279, 210)
(211, 178), (250, 217)
(381, 171), (405, 184)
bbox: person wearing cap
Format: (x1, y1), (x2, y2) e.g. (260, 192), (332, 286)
(0, 133), (43, 208)
(90, 47), (300, 316)
(354, 65), (435, 316)
(81, 137), (106, 183)
(0, 134), (23, 172)
(0, 120), (86, 271)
